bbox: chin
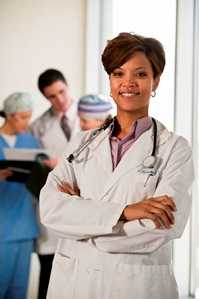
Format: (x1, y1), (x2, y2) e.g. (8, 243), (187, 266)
(18, 129), (26, 133)
(59, 106), (68, 113)
(119, 104), (148, 113)
(120, 107), (140, 113)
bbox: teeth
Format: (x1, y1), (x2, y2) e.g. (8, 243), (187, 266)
(121, 92), (139, 96)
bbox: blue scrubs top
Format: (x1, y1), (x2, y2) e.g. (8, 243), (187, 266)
(0, 133), (40, 242)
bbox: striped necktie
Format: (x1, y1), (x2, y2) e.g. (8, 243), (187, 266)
(60, 115), (71, 141)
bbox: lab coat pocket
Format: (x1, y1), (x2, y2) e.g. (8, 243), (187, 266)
(75, 265), (105, 299)
(47, 252), (77, 299)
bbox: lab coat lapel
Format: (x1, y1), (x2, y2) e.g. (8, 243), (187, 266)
(88, 120), (171, 198)
(88, 129), (113, 175)
(100, 127), (153, 197)
(99, 120), (172, 198)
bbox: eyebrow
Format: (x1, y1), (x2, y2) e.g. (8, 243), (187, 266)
(115, 66), (148, 71)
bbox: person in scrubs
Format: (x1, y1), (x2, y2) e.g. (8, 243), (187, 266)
(40, 33), (194, 299)
(77, 94), (113, 131)
(0, 92), (39, 299)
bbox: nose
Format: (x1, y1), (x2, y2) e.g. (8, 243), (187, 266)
(122, 75), (137, 87)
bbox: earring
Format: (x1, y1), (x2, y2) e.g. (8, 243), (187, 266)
(151, 90), (156, 97)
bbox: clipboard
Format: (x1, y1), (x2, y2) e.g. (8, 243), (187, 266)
(3, 148), (53, 161)
(1, 149), (52, 196)
(0, 160), (36, 182)
(0, 154), (51, 197)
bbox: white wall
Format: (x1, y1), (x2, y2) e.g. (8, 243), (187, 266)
(0, 0), (86, 120)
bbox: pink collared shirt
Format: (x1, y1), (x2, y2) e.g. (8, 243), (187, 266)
(109, 117), (152, 170)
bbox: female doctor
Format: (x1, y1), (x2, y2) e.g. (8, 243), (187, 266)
(40, 33), (194, 299)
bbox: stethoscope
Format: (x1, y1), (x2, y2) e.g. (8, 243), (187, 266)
(138, 117), (158, 176)
(66, 117), (158, 176)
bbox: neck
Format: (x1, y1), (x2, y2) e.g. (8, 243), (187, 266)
(52, 98), (73, 117)
(115, 110), (148, 138)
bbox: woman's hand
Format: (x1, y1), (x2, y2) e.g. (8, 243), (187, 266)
(42, 158), (58, 169)
(0, 168), (13, 180)
(121, 195), (176, 229)
(57, 181), (80, 196)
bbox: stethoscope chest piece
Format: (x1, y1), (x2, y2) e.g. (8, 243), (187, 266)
(143, 156), (156, 168)
(139, 155), (158, 176)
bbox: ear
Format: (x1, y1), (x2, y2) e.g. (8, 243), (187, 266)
(153, 76), (160, 91)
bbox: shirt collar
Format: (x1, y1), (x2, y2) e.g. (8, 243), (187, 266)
(109, 116), (152, 142)
(50, 99), (77, 123)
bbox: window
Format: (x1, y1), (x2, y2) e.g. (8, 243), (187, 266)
(112, 0), (177, 131)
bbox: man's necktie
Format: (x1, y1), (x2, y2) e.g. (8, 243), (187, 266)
(60, 115), (71, 141)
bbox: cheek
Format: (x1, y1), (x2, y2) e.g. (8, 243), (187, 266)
(109, 79), (117, 93)
(53, 99), (61, 106)
(13, 119), (20, 128)
(80, 119), (88, 130)
(19, 119), (29, 128)
(89, 120), (101, 129)
(139, 84), (152, 99)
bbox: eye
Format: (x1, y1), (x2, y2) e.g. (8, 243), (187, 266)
(48, 95), (56, 100)
(136, 71), (147, 78)
(111, 70), (123, 77)
(59, 89), (65, 94)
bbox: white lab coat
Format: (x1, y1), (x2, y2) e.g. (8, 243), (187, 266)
(31, 100), (79, 254)
(31, 100), (79, 157)
(40, 119), (194, 299)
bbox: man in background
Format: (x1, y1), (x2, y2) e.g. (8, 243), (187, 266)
(31, 69), (79, 299)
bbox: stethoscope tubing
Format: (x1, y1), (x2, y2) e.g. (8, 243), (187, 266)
(151, 117), (157, 157)
(67, 117), (157, 165)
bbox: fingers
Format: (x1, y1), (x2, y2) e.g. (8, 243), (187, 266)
(74, 185), (80, 195)
(146, 207), (173, 229)
(43, 159), (58, 169)
(57, 182), (80, 196)
(58, 182), (74, 194)
(151, 195), (177, 211)
(147, 201), (175, 225)
(143, 195), (176, 229)
(123, 195), (176, 229)
(142, 212), (162, 229)
(0, 168), (13, 180)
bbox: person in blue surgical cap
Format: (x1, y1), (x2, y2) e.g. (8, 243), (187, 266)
(0, 92), (40, 299)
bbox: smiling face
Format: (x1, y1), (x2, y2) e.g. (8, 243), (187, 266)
(109, 52), (160, 118)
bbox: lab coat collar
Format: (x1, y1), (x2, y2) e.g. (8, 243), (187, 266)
(88, 119), (172, 197)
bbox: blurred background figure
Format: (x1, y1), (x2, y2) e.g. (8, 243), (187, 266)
(31, 68), (79, 163)
(0, 92), (39, 299)
(78, 94), (113, 131)
(31, 69), (80, 299)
